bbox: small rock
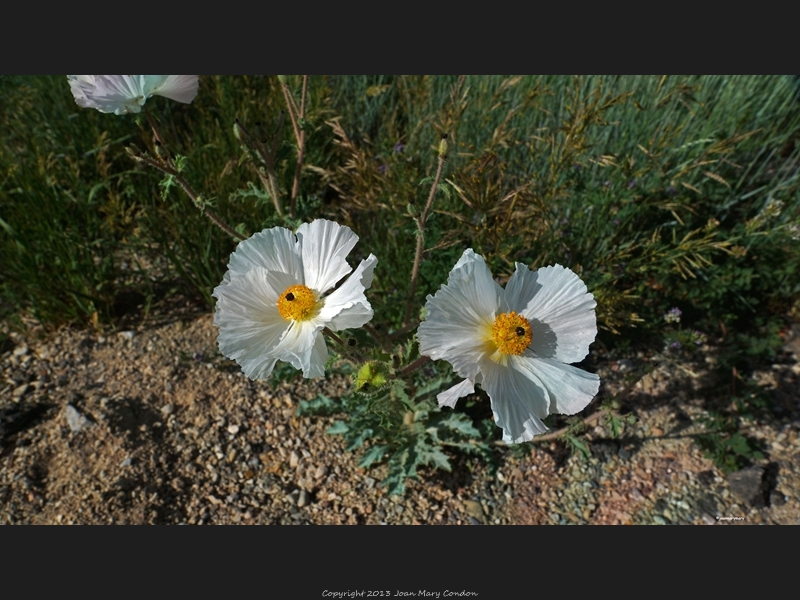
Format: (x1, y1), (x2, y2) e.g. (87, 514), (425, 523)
(297, 490), (310, 508)
(65, 404), (91, 433)
(227, 424), (239, 435)
(12, 383), (29, 399)
(314, 465), (329, 480)
(119, 457), (132, 468)
(160, 404), (174, 416)
(118, 331), (135, 341)
(463, 500), (485, 523)
(289, 451), (299, 468)
(726, 466), (765, 507)
(13, 345), (29, 358)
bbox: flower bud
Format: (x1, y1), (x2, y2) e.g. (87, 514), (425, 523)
(438, 133), (449, 158)
(354, 360), (391, 394)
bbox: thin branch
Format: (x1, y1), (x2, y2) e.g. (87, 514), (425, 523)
(403, 154), (447, 326)
(132, 153), (245, 242)
(289, 75), (309, 219)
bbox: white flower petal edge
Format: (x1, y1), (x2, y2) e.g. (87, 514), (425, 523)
(320, 254), (378, 331)
(481, 358), (549, 443)
(417, 251), (500, 382)
(523, 355), (600, 416)
(436, 378), (476, 409)
(67, 75), (199, 115)
(213, 267), (291, 380)
(220, 226), (303, 288)
(153, 75), (200, 104)
(297, 219), (359, 292)
(517, 264), (597, 363)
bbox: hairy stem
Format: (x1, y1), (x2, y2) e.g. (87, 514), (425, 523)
(398, 355), (431, 377)
(323, 327), (345, 348)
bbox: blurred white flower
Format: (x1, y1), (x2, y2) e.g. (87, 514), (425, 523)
(417, 249), (600, 444)
(67, 75), (199, 115)
(213, 219), (377, 380)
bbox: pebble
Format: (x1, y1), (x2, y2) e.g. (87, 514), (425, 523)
(227, 424), (239, 435)
(118, 331), (135, 341)
(65, 404), (91, 433)
(12, 383), (29, 399)
(289, 451), (299, 468)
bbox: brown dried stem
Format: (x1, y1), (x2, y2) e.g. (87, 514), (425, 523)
(403, 154), (447, 326)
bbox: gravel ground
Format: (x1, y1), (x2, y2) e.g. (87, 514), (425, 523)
(2, 307), (799, 525)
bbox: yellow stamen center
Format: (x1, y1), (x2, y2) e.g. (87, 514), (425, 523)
(276, 284), (321, 321)
(490, 311), (532, 356)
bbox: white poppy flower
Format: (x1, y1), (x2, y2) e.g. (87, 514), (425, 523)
(417, 249), (600, 444)
(66, 75), (199, 115)
(213, 219), (377, 380)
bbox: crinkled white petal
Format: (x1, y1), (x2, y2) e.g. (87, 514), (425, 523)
(269, 319), (326, 377)
(152, 75), (199, 104)
(480, 357), (550, 444)
(212, 267), (290, 380)
(67, 75), (95, 106)
(221, 226), (304, 288)
(320, 254), (377, 331)
(437, 378), (475, 409)
(95, 75), (156, 115)
(519, 264), (597, 364)
(66, 75), (197, 115)
(520, 354), (600, 415)
(418, 249), (501, 381)
(297, 219), (358, 293)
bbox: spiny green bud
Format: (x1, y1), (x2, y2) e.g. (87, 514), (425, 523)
(406, 201), (418, 217)
(124, 143), (140, 158)
(438, 133), (449, 158)
(233, 122), (242, 141)
(354, 360), (392, 394)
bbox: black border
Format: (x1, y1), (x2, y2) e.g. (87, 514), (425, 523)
(3, 5), (795, 74)
(3, 525), (792, 597)
(3, 6), (794, 597)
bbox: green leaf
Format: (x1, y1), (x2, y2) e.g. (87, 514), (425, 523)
(359, 444), (389, 468)
(296, 394), (339, 416)
(326, 421), (349, 435)
(345, 428), (374, 451)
